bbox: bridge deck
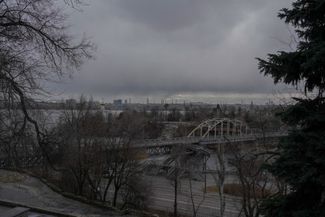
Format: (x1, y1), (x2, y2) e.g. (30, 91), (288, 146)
(134, 132), (287, 148)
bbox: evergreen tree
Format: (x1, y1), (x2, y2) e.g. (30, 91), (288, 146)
(257, 1), (325, 216)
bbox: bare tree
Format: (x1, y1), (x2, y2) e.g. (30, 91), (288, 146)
(211, 143), (226, 217)
(120, 174), (151, 210)
(108, 112), (146, 207)
(0, 110), (37, 168)
(165, 145), (209, 217)
(78, 110), (148, 206)
(228, 144), (275, 217)
(57, 97), (106, 197)
(0, 0), (94, 162)
(54, 104), (151, 207)
(108, 138), (139, 207)
(164, 145), (186, 217)
(92, 136), (146, 207)
(188, 168), (207, 217)
(0, 108), (53, 170)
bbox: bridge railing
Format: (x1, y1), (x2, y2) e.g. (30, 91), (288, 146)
(133, 136), (201, 147)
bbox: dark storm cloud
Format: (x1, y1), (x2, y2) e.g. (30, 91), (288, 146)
(113, 0), (265, 32)
(53, 0), (295, 99)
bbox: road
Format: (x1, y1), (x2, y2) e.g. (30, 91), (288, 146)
(145, 175), (242, 217)
(102, 174), (242, 216)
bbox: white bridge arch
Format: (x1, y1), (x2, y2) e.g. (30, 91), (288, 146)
(187, 118), (252, 138)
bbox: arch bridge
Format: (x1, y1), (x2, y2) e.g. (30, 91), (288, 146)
(138, 118), (284, 155)
(187, 118), (252, 138)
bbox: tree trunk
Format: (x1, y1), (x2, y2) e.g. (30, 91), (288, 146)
(113, 186), (119, 207)
(103, 177), (113, 202)
(174, 175), (178, 217)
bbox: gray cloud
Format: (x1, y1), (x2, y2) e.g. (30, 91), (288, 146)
(50, 0), (295, 102)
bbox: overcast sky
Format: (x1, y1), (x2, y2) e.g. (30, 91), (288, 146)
(49, 0), (296, 104)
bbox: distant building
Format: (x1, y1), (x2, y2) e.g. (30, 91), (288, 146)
(113, 99), (123, 106)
